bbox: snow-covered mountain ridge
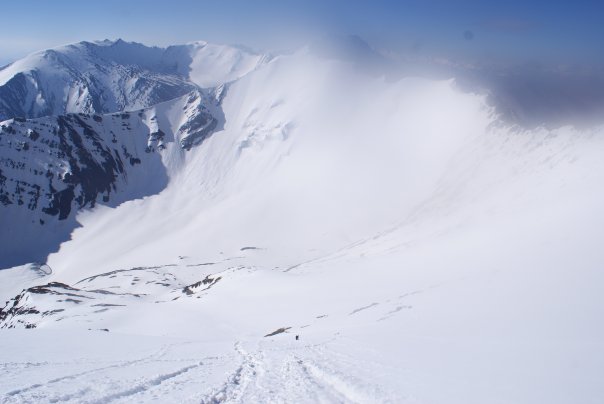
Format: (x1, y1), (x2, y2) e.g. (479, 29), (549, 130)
(0, 39), (265, 121)
(0, 39), (603, 403)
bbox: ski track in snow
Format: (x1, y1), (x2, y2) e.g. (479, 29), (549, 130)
(1, 339), (399, 404)
(198, 341), (399, 404)
(3, 349), (165, 401)
(88, 362), (203, 404)
(1, 343), (217, 404)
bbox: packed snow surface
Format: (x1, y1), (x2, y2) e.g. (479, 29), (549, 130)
(1, 43), (603, 403)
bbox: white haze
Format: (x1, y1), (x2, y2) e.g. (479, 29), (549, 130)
(1, 41), (603, 403)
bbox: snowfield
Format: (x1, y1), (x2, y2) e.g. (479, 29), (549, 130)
(1, 40), (604, 403)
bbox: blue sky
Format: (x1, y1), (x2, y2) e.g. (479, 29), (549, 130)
(1, 0), (603, 66)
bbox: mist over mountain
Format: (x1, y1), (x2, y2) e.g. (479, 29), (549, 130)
(0, 35), (603, 404)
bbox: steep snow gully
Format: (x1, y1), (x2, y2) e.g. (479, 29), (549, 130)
(1, 39), (604, 403)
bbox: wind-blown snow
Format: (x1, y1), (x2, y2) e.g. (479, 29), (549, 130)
(184, 41), (267, 88)
(1, 42), (603, 404)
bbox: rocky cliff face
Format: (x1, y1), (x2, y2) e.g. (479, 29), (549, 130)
(0, 39), (259, 268)
(0, 89), (221, 268)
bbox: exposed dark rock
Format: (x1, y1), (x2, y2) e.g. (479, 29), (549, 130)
(183, 275), (222, 295)
(264, 327), (291, 337)
(0, 89), (219, 268)
(179, 110), (218, 151)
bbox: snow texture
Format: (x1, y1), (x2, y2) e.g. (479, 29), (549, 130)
(1, 40), (603, 404)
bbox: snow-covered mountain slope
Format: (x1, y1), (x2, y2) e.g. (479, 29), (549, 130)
(0, 89), (221, 268)
(164, 41), (269, 88)
(1, 45), (604, 403)
(0, 39), (264, 121)
(37, 52), (497, 280)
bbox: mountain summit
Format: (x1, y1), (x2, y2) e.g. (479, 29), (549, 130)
(0, 39), (265, 121)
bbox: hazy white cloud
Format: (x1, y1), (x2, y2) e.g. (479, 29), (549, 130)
(0, 37), (76, 65)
